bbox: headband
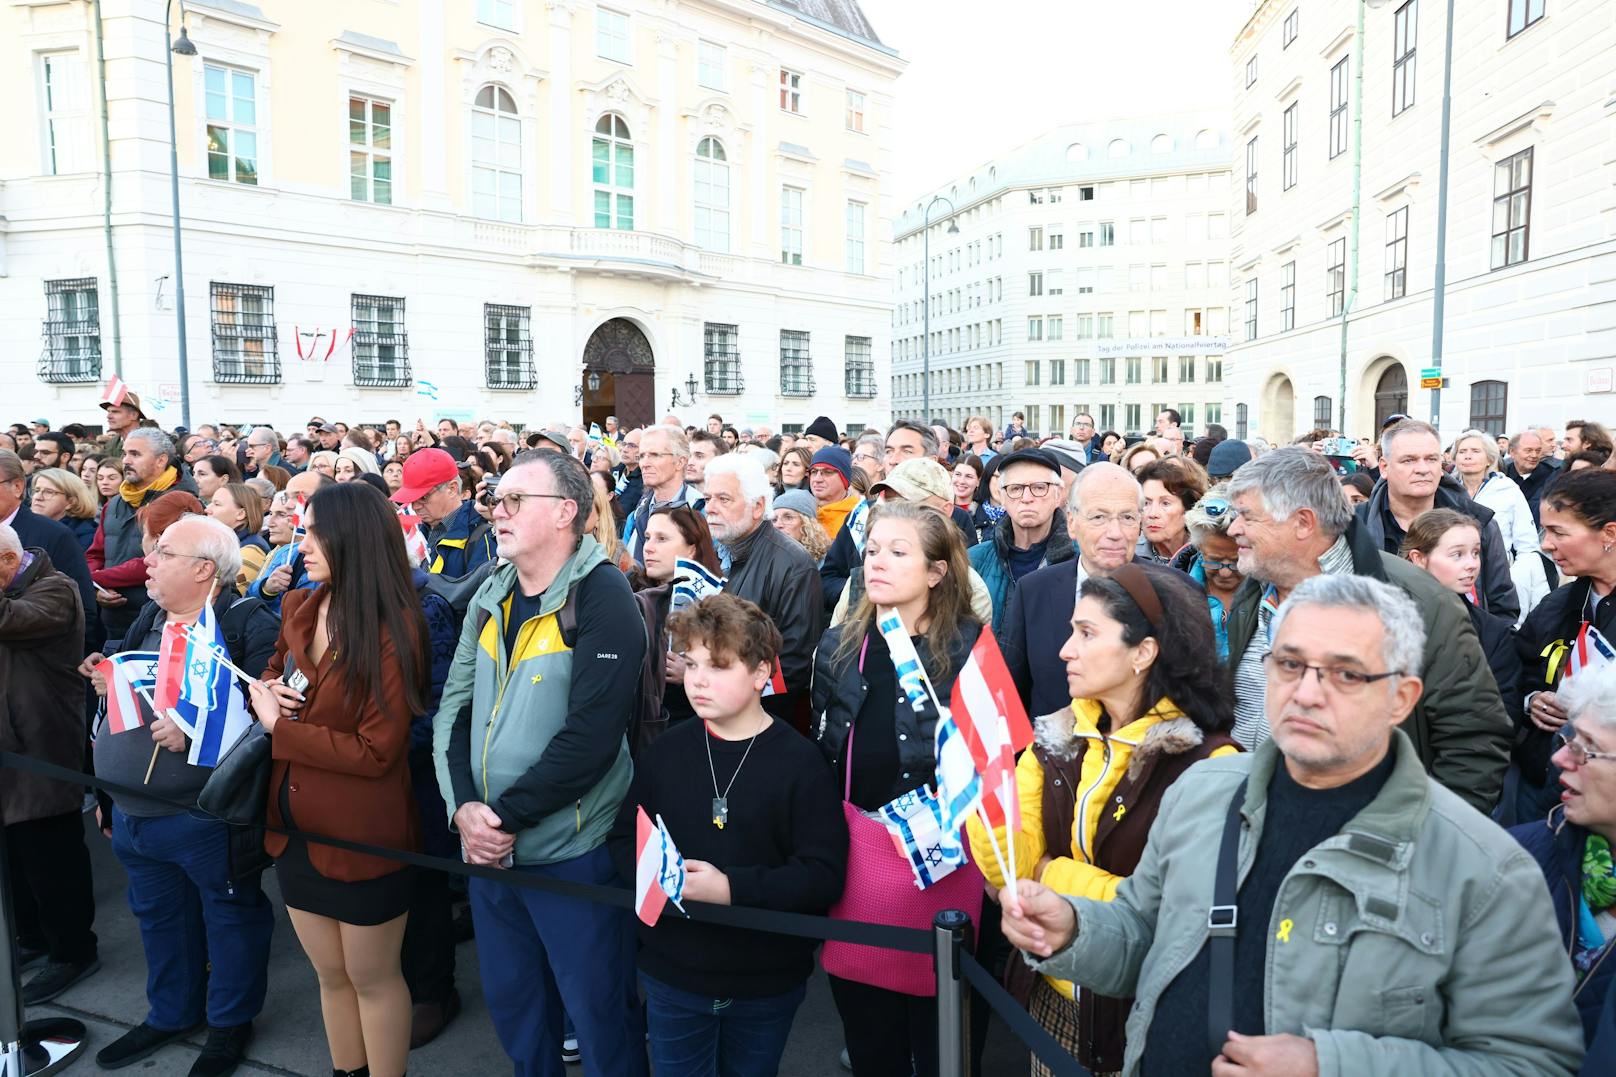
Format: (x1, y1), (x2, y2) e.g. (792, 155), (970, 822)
(1111, 563), (1164, 633)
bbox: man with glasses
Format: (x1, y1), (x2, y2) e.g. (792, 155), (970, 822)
(1225, 447), (1509, 812)
(434, 450), (648, 1077)
(612, 427), (643, 514)
(81, 514), (279, 1075)
(1001, 573), (1583, 1077)
(967, 448), (1072, 632)
(1068, 412), (1105, 465)
(390, 447), (496, 579)
(245, 471), (331, 613)
(1000, 462), (1144, 716)
(623, 425), (704, 565)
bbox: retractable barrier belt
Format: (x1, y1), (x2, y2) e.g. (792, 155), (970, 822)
(959, 952), (1093, 1077)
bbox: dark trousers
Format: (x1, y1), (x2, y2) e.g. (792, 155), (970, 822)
(401, 748), (456, 1005)
(640, 972), (805, 1077)
(829, 975), (939, 1077)
(7, 810), (97, 965)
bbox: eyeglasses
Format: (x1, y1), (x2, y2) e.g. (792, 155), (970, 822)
(1262, 652), (1404, 694)
(1079, 511), (1142, 530)
(639, 451), (679, 462)
(1002, 481), (1060, 501)
(1201, 558), (1240, 572)
(493, 491), (569, 516)
(1555, 726), (1616, 766)
(151, 546), (212, 564)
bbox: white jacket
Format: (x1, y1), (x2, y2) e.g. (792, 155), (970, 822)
(1469, 471), (1539, 556)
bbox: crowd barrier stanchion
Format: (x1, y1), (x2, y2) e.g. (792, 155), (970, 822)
(933, 908), (972, 1077)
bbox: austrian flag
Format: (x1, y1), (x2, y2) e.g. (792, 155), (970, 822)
(100, 374), (129, 407)
(634, 806), (686, 927)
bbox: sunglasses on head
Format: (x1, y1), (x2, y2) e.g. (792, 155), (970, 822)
(1200, 497), (1230, 518)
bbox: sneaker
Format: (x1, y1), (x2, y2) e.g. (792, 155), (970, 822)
(561, 1035), (581, 1065)
(22, 956), (100, 1006)
(409, 989), (461, 1049)
(189, 1022), (253, 1077)
(96, 1021), (203, 1070)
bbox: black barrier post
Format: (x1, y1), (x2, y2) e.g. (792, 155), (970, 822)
(934, 909), (972, 1077)
(0, 803), (87, 1077)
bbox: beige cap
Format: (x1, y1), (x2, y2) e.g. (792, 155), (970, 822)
(871, 458), (951, 502)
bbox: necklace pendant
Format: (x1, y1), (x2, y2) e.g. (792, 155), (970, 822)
(712, 797), (729, 830)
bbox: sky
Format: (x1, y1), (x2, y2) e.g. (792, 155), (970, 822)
(856, 0), (1246, 205)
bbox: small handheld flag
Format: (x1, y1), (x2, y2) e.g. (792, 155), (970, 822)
(176, 607), (252, 768)
(100, 375), (129, 407)
(98, 652), (160, 735)
(1566, 623), (1616, 683)
(398, 506), (430, 567)
(670, 558), (726, 613)
(153, 621), (190, 712)
(879, 787), (968, 889)
(634, 806), (687, 926)
(950, 630), (1033, 829)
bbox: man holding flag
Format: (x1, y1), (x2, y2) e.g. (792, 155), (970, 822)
(79, 513), (278, 1077)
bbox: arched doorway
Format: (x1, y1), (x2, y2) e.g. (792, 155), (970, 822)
(581, 318), (655, 430)
(1261, 373), (1295, 445)
(1373, 363), (1409, 429)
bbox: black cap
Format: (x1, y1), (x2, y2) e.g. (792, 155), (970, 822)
(803, 416), (839, 442)
(996, 447), (1063, 478)
(1379, 413), (1412, 430)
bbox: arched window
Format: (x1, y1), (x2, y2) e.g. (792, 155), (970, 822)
(1195, 128), (1219, 150)
(1313, 394), (1333, 429)
(1236, 402), (1249, 440)
(1151, 133), (1173, 153)
(1108, 138), (1130, 158)
(472, 85), (522, 222)
(592, 114), (634, 230)
(1065, 142), (1087, 162)
(693, 136), (729, 251)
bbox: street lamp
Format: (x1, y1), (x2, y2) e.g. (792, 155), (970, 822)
(921, 195), (958, 423)
(572, 369), (602, 407)
(165, 0), (197, 429)
(670, 372), (699, 410)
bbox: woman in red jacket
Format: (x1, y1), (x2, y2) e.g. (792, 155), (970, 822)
(249, 482), (429, 1077)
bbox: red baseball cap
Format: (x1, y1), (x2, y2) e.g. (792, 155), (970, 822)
(391, 447), (458, 503)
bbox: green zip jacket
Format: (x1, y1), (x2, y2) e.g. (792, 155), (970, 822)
(1031, 730), (1584, 1077)
(432, 536), (642, 866)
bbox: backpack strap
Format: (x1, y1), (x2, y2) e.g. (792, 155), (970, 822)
(1208, 777), (1249, 1056)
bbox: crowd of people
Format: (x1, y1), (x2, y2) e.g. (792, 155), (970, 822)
(2, 393), (1615, 1077)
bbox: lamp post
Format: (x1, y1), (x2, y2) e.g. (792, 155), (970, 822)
(669, 372), (698, 410)
(165, 0), (196, 429)
(921, 195), (958, 423)
(1428, 0), (1457, 430)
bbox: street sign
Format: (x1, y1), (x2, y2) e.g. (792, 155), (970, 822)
(1419, 367), (1440, 380)
(1420, 376), (1442, 389)
(1587, 368), (1614, 394)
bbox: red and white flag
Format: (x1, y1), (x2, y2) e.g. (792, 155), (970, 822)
(100, 375), (129, 407)
(1566, 622), (1616, 682)
(634, 805), (686, 927)
(152, 621), (190, 713)
(759, 657), (788, 698)
(949, 630), (1033, 829)
(98, 652), (159, 734)
(398, 506), (430, 567)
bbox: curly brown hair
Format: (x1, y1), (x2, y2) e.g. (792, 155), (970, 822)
(668, 593), (782, 673)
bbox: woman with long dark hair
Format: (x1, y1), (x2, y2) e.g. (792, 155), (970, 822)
(968, 563), (1238, 1075)
(632, 506), (724, 745)
(248, 482), (429, 1077)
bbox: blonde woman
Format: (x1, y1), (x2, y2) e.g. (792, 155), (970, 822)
(207, 482), (270, 595)
(308, 451), (339, 479)
(770, 489), (830, 565)
(29, 467), (100, 548)
(586, 472), (636, 574)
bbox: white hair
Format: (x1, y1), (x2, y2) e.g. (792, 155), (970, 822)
(0, 522), (20, 557)
(247, 425), (280, 448)
(642, 424), (689, 458)
(126, 427), (176, 463)
(1453, 428), (1501, 470)
(174, 513), (243, 587)
(705, 452), (773, 513)
(1225, 447), (1355, 537)
(1067, 461), (1141, 514)
(1270, 573), (1425, 677)
(1559, 658), (1616, 735)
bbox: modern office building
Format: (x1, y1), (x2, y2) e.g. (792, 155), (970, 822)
(891, 113), (1233, 438)
(1226, 0), (1616, 444)
(1, 0), (903, 433)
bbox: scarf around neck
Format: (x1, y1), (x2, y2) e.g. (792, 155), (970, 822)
(118, 465), (178, 507)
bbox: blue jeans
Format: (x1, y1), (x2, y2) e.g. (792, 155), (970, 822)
(110, 807), (275, 1030)
(468, 845), (646, 1077)
(640, 973), (805, 1077)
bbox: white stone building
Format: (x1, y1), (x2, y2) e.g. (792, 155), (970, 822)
(890, 114), (1234, 439)
(1226, 0), (1616, 445)
(0, 0), (903, 434)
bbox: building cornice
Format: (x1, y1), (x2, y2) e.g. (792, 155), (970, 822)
(331, 31), (414, 67)
(1319, 24), (1355, 61)
(187, 0), (278, 34)
(1316, 207), (1352, 234)
(1373, 172), (1421, 203)
(1274, 75), (1303, 106)
(1474, 101), (1556, 151)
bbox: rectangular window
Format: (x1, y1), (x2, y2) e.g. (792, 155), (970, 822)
(39, 277), (101, 383)
(596, 9), (631, 62)
(845, 90), (865, 133)
(210, 282), (280, 383)
(1283, 8), (1299, 46)
(1047, 315), (1063, 341)
(1179, 355), (1196, 383)
(779, 68), (802, 113)
(1075, 314), (1093, 339)
(697, 40), (726, 91)
(1079, 185), (1095, 201)
(1150, 309), (1167, 337)
(780, 186), (804, 265)
(845, 335), (875, 397)
(1028, 272), (1044, 297)
(845, 201), (866, 274)
(484, 303), (535, 388)
(1049, 359), (1066, 386)
(1327, 238), (1347, 316)
(1282, 103), (1298, 190)
(1314, 395), (1334, 428)
(1469, 380), (1508, 435)
(1099, 358), (1116, 385)
(1126, 356), (1142, 385)
(1329, 57), (1349, 160)
(1245, 136), (1258, 214)
(780, 330), (814, 395)
(1029, 189), (1045, 205)
(1097, 313), (1114, 338)
(1281, 261), (1296, 330)
(476, 0), (516, 28)
(1508, 0), (1544, 37)
(204, 64), (259, 184)
(1492, 147), (1532, 269)
(1393, 1), (1417, 115)
(1027, 316), (1043, 341)
(1099, 221), (1115, 246)
(1125, 404), (1142, 432)
(1025, 360), (1041, 387)
(1246, 55), (1258, 88)
(1078, 229), (1094, 248)
(1207, 355), (1224, 383)
(37, 51), (87, 176)
(1152, 356), (1169, 384)
(1129, 218), (1147, 245)
(348, 96), (393, 204)
(1245, 278), (1259, 341)
(1028, 226), (1044, 251)
(1049, 229), (1065, 251)
(1385, 207), (1408, 300)
(1179, 404), (1196, 432)
(1075, 357), (1091, 383)
(351, 293), (411, 386)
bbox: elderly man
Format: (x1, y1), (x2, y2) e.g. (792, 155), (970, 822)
(241, 426), (282, 478)
(1002, 574), (1584, 1077)
(703, 453), (823, 730)
(968, 448), (1072, 631)
(0, 524), (99, 1008)
(1227, 447), (1510, 811)
(1356, 420), (1518, 621)
(1504, 429), (1557, 527)
(82, 514), (278, 1075)
(622, 424), (704, 564)
(612, 427), (643, 513)
(87, 429), (198, 641)
(1, 448), (96, 645)
(390, 448), (495, 579)
(245, 470), (333, 612)
(1000, 462), (1143, 716)
(183, 435), (219, 466)
(685, 429), (728, 497)
(434, 451), (647, 1077)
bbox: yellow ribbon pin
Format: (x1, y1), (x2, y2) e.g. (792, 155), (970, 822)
(1276, 918), (1294, 944)
(1113, 803), (1127, 821)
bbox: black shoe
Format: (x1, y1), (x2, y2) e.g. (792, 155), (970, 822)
(452, 904), (475, 944)
(333, 1068), (371, 1077)
(22, 956), (100, 1006)
(96, 1021), (203, 1069)
(189, 1022), (253, 1077)
(409, 988), (461, 1049)
(16, 943), (48, 972)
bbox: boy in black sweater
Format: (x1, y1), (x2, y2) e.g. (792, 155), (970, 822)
(610, 594), (847, 1077)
